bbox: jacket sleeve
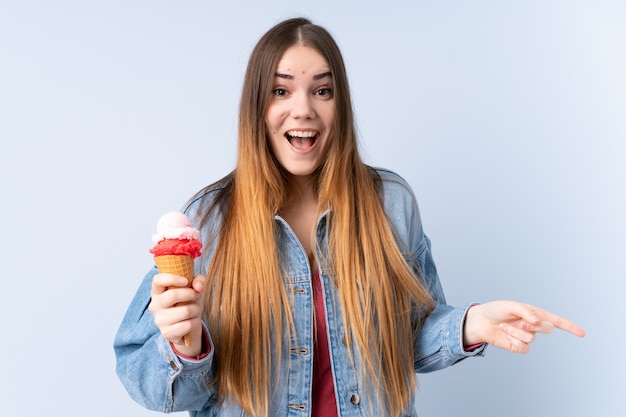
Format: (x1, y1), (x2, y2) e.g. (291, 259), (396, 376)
(377, 169), (486, 373)
(113, 266), (218, 412)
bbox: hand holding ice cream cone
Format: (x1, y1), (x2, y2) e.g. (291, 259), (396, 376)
(149, 272), (205, 356)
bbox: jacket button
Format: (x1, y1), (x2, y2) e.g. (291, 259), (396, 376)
(350, 394), (360, 405)
(169, 360), (178, 371)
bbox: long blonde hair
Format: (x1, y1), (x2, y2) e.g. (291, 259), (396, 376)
(196, 18), (435, 417)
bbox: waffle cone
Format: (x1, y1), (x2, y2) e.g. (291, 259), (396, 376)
(154, 255), (195, 285)
(153, 254), (195, 347)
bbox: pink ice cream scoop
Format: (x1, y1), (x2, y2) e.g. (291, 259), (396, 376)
(150, 211), (202, 257)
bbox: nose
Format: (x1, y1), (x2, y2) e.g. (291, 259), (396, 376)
(290, 93), (316, 119)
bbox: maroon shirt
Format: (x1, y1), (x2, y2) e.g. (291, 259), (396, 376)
(311, 270), (339, 416)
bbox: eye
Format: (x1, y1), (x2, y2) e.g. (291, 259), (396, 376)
(272, 88), (288, 97)
(315, 87), (333, 98)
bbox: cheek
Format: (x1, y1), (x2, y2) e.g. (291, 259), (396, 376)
(264, 116), (278, 138)
(265, 103), (285, 131)
(266, 122), (280, 140)
(321, 105), (335, 130)
(266, 129), (283, 156)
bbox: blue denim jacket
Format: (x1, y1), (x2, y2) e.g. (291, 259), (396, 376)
(114, 168), (485, 417)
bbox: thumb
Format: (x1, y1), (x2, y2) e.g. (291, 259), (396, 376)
(192, 274), (206, 292)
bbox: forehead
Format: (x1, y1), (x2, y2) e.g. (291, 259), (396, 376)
(275, 45), (330, 75)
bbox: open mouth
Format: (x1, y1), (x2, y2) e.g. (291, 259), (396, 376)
(285, 130), (319, 150)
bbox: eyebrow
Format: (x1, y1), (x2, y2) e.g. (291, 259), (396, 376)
(274, 71), (332, 80)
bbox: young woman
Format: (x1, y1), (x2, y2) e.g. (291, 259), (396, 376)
(114, 17), (585, 417)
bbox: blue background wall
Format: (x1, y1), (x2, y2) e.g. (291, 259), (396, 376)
(1, 1), (623, 416)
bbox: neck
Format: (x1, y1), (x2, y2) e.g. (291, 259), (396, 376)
(279, 175), (319, 265)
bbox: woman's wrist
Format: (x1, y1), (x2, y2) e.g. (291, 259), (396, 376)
(169, 325), (206, 359)
(463, 304), (484, 347)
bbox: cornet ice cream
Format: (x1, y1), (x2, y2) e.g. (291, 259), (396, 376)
(149, 211), (202, 347)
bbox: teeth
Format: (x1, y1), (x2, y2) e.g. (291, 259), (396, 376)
(286, 130), (317, 138)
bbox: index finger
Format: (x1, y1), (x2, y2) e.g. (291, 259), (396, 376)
(152, 273), (190, 294)
(530, 305), (586, 337)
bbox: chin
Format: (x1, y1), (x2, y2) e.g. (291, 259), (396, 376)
(283, 164), (322, 179)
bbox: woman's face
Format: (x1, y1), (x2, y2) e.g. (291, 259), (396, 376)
(265, 45), (335, 181)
